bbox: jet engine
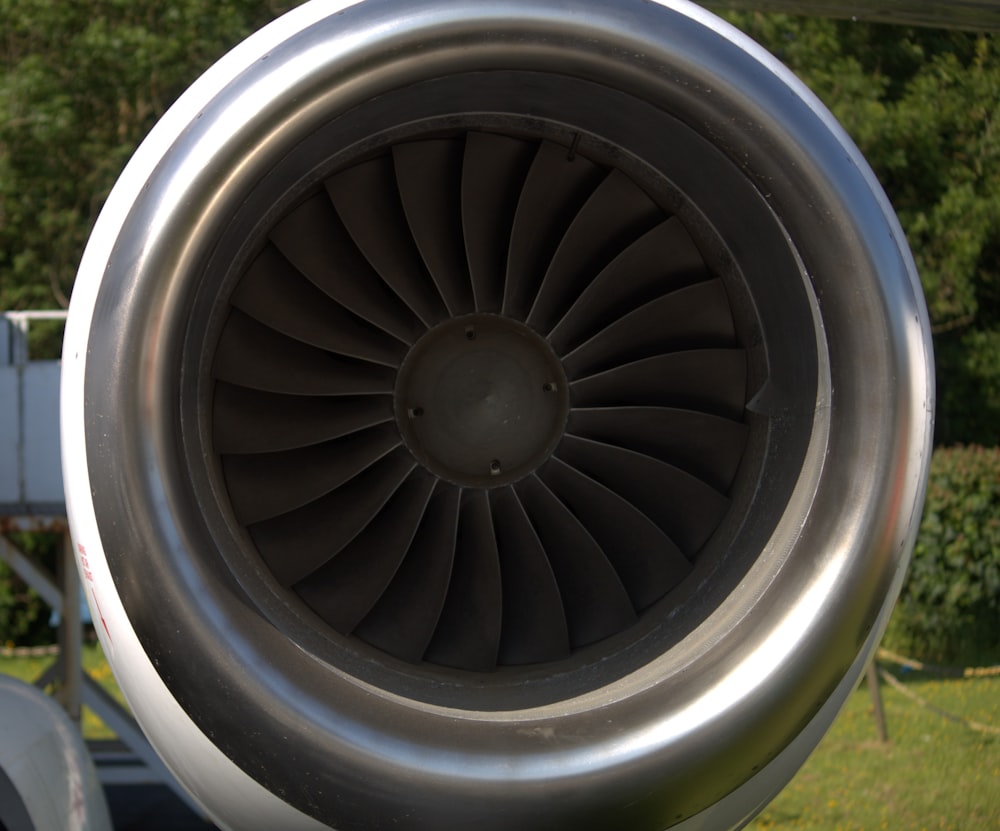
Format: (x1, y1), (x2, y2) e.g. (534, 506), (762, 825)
(61, 1), (934, 828)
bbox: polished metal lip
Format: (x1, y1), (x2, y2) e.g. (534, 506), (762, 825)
(68, 1), (934, 828)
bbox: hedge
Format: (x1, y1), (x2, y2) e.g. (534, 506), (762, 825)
(0, 532), (59, 647)
(884, 445), (1000, 665)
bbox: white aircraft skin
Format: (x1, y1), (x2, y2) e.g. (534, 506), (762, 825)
(0, 675), (112, 831)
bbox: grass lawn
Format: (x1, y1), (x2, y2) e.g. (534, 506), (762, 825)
(0, 641), (127, 740)
(747, 672), (1000, 830)
(1, 647), (997, 829)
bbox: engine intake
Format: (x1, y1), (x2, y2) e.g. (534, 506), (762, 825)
(61, 1), (934, 829)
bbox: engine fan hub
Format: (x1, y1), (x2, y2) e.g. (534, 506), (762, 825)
(395, 314), (569, 487)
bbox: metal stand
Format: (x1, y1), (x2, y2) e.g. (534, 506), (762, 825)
(0, 526), (205, 817)
(1, 311), (205, 820)
(866, 660), (889, 742)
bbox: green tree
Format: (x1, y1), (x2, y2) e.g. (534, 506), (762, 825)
(0, 533), (59, 646)
(885, 445), (1000, 664)
(3, 5), (998, 443)
(0, 0), (300, 311)
(724, 13), (1000, 445)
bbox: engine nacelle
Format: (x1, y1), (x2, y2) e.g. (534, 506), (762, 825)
(61, 1), (934, 829)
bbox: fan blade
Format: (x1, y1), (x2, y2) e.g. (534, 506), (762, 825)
(212, 384), (393, 454)
(461, 132), (536, 313)
(393, 140), (474, 317)
(538, 457), (691, 610)
(213, 310), (396, 396)
(294, 473), (436, 633)
(269, 192), (424, 344)
(232, 244), (407, 367)
(249, 447), (416, 587)
(568, 406), (749, 493)
(502, 140), (602, 320)
(556, 435), (729, 556)
(222, 423), (402, 524)
(423, 489), (503, 672)
(489, 486), (571, 665)
(325, 155), (449, 328)
(515, 475), (636, 648)
(549, 217), (709, 354)
(354, 485), (461, 664)
(570, 349), (747, 419)
(562, 279), (736, 378)
(527, 169), (662, 334)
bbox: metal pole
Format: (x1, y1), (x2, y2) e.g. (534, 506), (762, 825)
(866, 660), (888, 742)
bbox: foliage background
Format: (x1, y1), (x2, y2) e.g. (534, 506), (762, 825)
(0, 0), (299, 309)
(721, 13), (1000, 664)
(1, 4), (998, 660)
(0, 533), (57, 645)
(723, 12), (1000, 447)
(3, 6), (997, 445)
(883, 445), (1000, 665)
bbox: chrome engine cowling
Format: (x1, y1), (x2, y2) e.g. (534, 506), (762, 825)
(61, 1), (934, 829)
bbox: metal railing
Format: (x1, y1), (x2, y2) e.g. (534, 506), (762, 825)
(1, 309), (68, 365)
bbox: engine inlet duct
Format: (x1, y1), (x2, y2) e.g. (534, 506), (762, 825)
(61, 1), (934, 829)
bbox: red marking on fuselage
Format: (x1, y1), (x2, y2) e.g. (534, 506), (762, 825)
(90, 587), (112, 644)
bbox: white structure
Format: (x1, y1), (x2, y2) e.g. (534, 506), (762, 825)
(0, 674), (112, 831)
(0, 311), (65, 515)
